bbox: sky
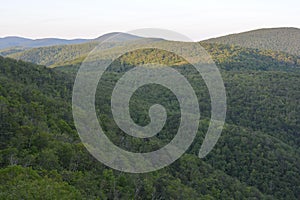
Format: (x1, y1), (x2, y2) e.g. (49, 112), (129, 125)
(1, 0), (299, 41)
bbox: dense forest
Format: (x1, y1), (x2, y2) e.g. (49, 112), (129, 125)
(0, 37), (300, 199)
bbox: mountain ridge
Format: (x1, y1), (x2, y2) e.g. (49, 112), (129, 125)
(0, 32), (155, 50)
(203, 27), (300, 56)
(2, 27), (300, 51)
(0, 36), (89, 49)
(93, 32), (144, 42)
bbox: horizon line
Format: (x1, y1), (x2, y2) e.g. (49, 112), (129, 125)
(0, 26), (299, 42)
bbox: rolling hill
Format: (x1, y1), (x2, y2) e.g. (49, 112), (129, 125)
(3, 28), (300, 71)
(204, 27), (300, 56)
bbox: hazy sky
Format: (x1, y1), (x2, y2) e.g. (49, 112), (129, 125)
(1, 0), (299, 41)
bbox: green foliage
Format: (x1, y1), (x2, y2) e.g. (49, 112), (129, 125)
(0, 165), (82, 199)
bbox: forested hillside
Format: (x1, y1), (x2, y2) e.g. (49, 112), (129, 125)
(1, 38), (300, 199)
(204, 28), (300, 56)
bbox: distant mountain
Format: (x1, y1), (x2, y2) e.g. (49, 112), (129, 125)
(94, 32), (144, 42)
(0, 32), (149, 50)
(5, 33), (162, 67)
(0, 36), (89, 49)
(0, 28), (300, 71)
(204, 28), (300, 56)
